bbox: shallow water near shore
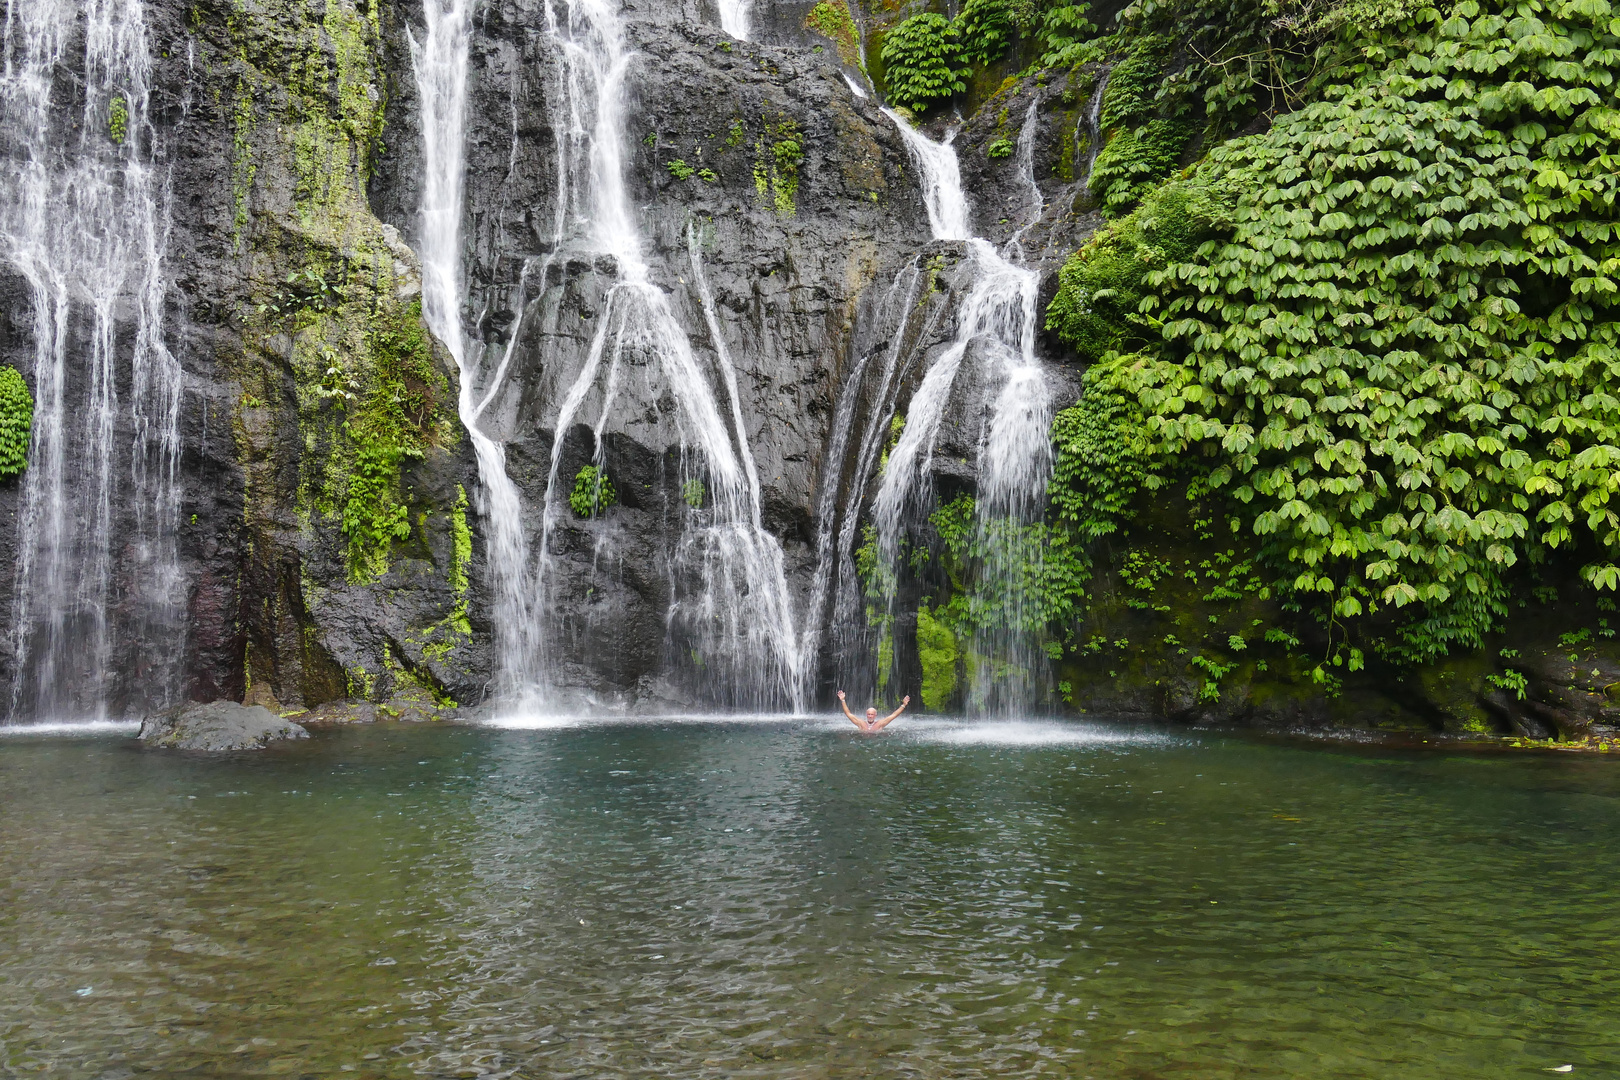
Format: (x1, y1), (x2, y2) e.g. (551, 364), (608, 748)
(2, 716), (1618, 1079)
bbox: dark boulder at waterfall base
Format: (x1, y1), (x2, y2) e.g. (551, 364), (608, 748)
(140, 702), (310, 752)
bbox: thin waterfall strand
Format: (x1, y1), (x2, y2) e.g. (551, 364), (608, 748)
(716, 0), (750, 40)
(411, 0), (541, 699)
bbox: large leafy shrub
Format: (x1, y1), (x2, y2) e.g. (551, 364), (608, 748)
(1036, 3), (1098, 67)
(1048, 0), (1620, 663)
(880, 13), (970, 111)
(955, 0), (1017, 65)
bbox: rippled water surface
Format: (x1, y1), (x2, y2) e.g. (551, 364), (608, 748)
(2, 717), (1618, 1078)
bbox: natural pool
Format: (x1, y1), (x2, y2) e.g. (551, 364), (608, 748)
(1, 716), (1617, 1079)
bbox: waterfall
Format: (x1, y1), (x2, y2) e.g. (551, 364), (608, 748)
(872, 112), (1054, 712)
(1080, 67), (1112, 196)
(411, 0), (541, 701)
(1007, 99), (1045, 260)
(798, 260), (942, 694)
(530, 0), (803, 711)
(884, 113), (970, 241)
(0, 0), (185, 722)
(716, 0), (751, 40)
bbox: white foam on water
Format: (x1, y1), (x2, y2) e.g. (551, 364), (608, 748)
(905, 719), (1169, 748)
(475, 711), (1166, 747)
(0, 720), (140, 737)
(482, 711), (817, 730)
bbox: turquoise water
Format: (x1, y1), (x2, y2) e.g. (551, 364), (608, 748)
(1, 716), (1617, 1078)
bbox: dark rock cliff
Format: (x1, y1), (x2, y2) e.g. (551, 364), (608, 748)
(0, 0), (980, 717)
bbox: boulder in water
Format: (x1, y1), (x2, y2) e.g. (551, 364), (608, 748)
(139, 702), (310, 752)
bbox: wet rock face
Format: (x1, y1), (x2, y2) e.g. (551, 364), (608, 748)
(370, 0), (941, 703)
(1, 0), (1092, 717)
(156, 0), (491, 714)
(0, 0), (491, 719)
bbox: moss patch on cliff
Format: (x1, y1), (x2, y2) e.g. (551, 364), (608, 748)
(753, 114), (805, 217)
(806, 1), (865, 69)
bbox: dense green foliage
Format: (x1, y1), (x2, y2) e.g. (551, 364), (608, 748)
(0, 366), (33, 478)
(1081, 44), (1201, 212)
(569, 465), (616, 518)
(1037, 4), (1099, 67)
(915, 605), (960, 708)
(341, 441), (413, 576)
(956, 0), (1018, 65)
(1047, 0), (1620, 663)
(880, 14), (971, 110)
(1046, 180), (1232, 357)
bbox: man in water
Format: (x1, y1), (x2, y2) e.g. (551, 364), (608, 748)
(837, 690), (909, 732)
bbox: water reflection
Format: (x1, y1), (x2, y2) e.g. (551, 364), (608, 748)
(1, 721), (1616, 1078)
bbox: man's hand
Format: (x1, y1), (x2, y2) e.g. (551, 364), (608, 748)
(837, 690), (846, 700)
(902, 695), (911, 705)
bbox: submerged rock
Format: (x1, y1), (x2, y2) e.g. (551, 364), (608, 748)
(139, 702), (310, 752)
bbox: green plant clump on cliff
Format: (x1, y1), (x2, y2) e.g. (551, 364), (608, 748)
(341, 441), (413, 573)
(1046, 0), (1620, 665)
(0, 366), (33, 478)
(570, 465), (616, 518)
(955, 0), (1017, 66)
(108, 94), (128, 144)
(916, 605), (960, 708)
(753, 115), (805, 216)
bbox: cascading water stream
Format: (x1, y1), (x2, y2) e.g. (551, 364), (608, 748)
(528, 0), (803, 711)
(797, 259), (945, 692)
(870, 111), (1053, 712)
(716, 0), (751, 40)
(0, 0), (185, 722)
(411, 0), (541, 701)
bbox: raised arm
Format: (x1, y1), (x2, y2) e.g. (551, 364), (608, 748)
(870, 695), (910, 731)
(836, 691), (867, 730)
